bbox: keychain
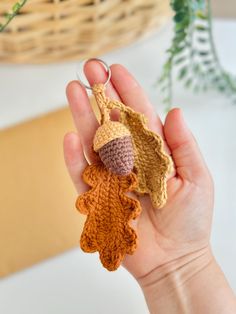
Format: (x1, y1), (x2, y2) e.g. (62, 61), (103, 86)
(75, 58), (172, 271)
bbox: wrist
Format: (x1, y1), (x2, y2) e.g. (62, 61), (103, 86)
(137, 246), (215, 313)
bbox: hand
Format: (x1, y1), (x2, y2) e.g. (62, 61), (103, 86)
(64, 60), (236, 314)
(64, 60), (213, 278)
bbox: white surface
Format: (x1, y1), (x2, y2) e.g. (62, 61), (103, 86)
(0, 19), (236, 313)
(0, 250), (148, 314)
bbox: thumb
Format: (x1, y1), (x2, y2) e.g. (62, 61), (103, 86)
(164, 108), (210, 183)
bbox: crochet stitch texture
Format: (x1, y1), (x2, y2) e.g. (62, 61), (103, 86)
(98, 135), (134, 176)
(76, 162), (141, 271)
(93, 120), (130, 151)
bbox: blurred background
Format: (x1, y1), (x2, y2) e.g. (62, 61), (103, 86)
(0, 0), (236, 313)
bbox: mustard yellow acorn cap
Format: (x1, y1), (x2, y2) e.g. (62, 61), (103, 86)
(93, 121), (131, 152)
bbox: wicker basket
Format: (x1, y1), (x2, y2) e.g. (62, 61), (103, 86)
(0, 0), (171, 64)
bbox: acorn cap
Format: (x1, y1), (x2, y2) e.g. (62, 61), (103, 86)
(93, 121), (131, 152)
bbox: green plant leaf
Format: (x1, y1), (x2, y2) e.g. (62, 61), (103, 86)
(178, 66), (188, 79)
(185, 78), (193, 88)
(196, 25), (208, 31)
(159, 0), (236, 109)
(196, 10), (207, 19)
(171, 0), (186, 11)
(174, 56), (186, 65)
(164, 60), (172, 71)
(175, 22), (186, 32)
(163, 97), (171, 104)
(160, 84), (168, 92)
(218, 85), (226, 91)
(193, 64), (200, 74)
(203, 60), (212, 65)
(193, 85), (200, 93)
(199, 51), (210, 56)
(173, 31), (187, 44)
(208, 68), (215, 73)
(12, 2), (21, 12)
(174, 45), (185, 55)
(4, 12), (12, 19)
(197, 37), (208, 43)
(174, 12), (187, 23)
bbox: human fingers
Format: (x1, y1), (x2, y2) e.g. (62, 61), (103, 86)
(66, 80), (99, 163)
(84, 59), (121, 101)
(110, 64), (164, 136)
(164, 108), (211, 183)
(63, 132), (88, 194)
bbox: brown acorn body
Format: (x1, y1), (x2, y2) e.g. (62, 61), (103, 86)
(93, 121), (134, 175)
(98, 135), (134, 175)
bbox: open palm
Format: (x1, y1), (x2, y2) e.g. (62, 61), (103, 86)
(63, 60), (214, 281)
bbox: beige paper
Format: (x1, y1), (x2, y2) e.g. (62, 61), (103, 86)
(0, 107), (85, 277)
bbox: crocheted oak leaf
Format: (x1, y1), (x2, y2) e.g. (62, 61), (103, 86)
(76, 162), (141, 271)
(106, 99), (172, 208)
(119, 108), (172, 208)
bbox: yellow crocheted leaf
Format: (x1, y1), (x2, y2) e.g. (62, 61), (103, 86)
(118, 107), (173, 208)
(76, 162), (141, 271)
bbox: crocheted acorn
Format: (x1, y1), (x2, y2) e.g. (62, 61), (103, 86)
(93, 120), (134, 175)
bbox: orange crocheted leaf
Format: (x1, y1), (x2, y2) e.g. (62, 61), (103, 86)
(119, 108), (172, 208)
(76, 162), (141, 271)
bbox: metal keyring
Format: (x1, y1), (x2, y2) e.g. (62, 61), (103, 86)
(76, 58), (111, 90)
